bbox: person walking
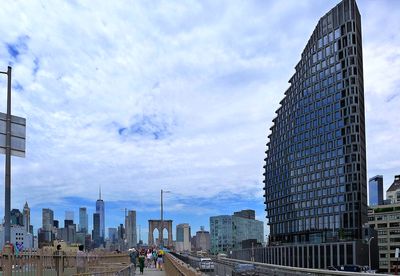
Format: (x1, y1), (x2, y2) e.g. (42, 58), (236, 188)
(157, 249), (164, 271)
(152, 250), (158, 268)
(129, 248), (137, 271)
(138, 251), (145, 274)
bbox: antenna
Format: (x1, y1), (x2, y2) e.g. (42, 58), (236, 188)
(99, 185), (101, 200)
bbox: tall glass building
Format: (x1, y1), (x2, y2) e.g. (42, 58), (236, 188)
(210, 211), (263, 254)
(96, 187), (105, 238)
(261, 0), (373, 268)
(368, 175), (383, 206)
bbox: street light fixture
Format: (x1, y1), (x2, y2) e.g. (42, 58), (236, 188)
(0, 67), (12, 244)
(368, 236), (374, 272)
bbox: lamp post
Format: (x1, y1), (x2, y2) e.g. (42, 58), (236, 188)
(160, 189), (170, 247)
(368, 236), (374, 272)
(0, 66), (12, 244)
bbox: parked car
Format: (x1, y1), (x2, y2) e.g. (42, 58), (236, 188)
(232, 264), (258, 276)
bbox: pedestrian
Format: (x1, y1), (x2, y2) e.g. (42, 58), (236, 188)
(129, 248), (137, 271)
(157, 249), (164, 271)
(152, 250), (158, 268)
(138, 251), (145, 274)
(76, 244), (86, 274)
(146, 250), (153, 268)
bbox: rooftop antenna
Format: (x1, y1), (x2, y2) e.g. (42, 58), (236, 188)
(99, 185), (101, 200)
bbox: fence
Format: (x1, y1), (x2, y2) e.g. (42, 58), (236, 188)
(0, 245), (131, 276)
(164, 253), (202, 276)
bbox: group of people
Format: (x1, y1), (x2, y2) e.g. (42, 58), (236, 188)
(129, 247), (165, 274)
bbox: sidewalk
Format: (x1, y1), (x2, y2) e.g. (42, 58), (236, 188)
(138, 267), (166, 276)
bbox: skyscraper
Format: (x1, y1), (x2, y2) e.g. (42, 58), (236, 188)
(96, 187), (105, 238)
(92, 213), (101, 246)
(42, 208), (54, 232)
(79, 207), (88, 234)
(368, 175), (383, 206)
(125, 210), (137, 248)
(176, 223), (191, 252)
(263, 0), (371, 268)
(23, 202), (30, 234)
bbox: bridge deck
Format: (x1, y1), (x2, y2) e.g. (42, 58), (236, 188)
(140, 267), (166, 276)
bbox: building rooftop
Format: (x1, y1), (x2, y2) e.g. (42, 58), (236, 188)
(386, 175), (400, 192)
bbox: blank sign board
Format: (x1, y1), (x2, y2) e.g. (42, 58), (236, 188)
(0, 112), (26, 157)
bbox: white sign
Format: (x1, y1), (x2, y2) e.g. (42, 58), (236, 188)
(396, 248), (399, 259)
(0, 112), (26, 157)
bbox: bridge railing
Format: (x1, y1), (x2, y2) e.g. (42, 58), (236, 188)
(164, 253), (202, 276)
(0, 246), (130, 275)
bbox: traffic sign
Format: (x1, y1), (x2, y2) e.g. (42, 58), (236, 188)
(0, 112), (26, 157)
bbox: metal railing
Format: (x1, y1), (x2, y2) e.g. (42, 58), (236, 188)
(0, 246), (131, 275)
(164, 253), (202, 276)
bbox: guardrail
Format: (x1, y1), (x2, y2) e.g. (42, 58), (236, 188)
(0, 245), (131, 275)
(165, 253), (202, 276)
(216, 257), (390, 276)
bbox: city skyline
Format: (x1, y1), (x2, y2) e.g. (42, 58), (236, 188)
(0, 0), (399, 242)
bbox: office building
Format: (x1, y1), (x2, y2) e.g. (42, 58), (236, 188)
(0, 225), (35, 249)
(108, 227), (117, 242)
(96, 187), (105, 238)
(125, 210), (137, 248)
(92, 213), (101, 247)
(176, 223), (191, 252)
(369, 175), (383, 206)
(193, 226), (211, 252)
(386, 175), (400, 204)
(210, 210), (263, 254)
(234, 210), (255, 220)
(79, 207), (88, 234)
(10, 209), (23, 226)
(263, 0), (372, 268)
(23, 202), (31, 234)
(65, 211), (74, 221)
(368, 203), (400, 272)
(42, 208), (54, 231)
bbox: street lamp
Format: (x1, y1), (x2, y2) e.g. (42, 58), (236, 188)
(0, 66), (12, 244)
(160, 189), (171, 247)
(368, 236), (374, 272)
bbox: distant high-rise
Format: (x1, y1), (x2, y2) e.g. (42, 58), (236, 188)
(193, 226), (211, 252)
(79, 207), (88, 234)
(369, 175), (383, 206)
(65, 211), (74, 221)
(125, 210), (137, 248)
(10, 209), (23, 226)
(386, 175), (400, 204)
(108, 227), (117, 242)
(42, 208), (54, 231)
(23, 202), (30, 233)
(96, 187), (105, 238)
(176, 223), (191, 252)
(92, 213), (101, 246)
(263, 0), (371, 268)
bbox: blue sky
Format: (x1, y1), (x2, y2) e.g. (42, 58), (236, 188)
(0, 0), (399, 243)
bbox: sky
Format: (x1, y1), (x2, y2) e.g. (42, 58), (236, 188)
(0, 0), (399, 244)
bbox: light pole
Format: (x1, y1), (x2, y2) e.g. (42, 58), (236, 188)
(0, 66), (12, 244)
(160, 189), (170, 247)
(368, 236), (374, 272)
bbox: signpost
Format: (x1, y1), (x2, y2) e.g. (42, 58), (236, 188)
(0, 66), (26, 244)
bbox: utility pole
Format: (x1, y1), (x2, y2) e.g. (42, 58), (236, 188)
(1, 66), (12, 244)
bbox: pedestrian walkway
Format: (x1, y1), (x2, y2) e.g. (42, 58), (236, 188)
(139, 267), (166, 276)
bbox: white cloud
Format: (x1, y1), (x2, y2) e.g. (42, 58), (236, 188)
(0, 0), (398, 230)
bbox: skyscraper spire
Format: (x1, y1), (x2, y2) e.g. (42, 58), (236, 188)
(99, 185), (101, 200)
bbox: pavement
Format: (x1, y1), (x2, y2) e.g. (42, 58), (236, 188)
(136, 267), (166, 276)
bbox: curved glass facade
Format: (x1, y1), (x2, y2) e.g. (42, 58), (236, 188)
(264, 0), (367, 245)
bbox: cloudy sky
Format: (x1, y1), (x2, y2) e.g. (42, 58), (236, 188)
(0, 0), (399, 243)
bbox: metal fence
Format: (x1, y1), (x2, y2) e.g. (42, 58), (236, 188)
(0, 247), (132, 276)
